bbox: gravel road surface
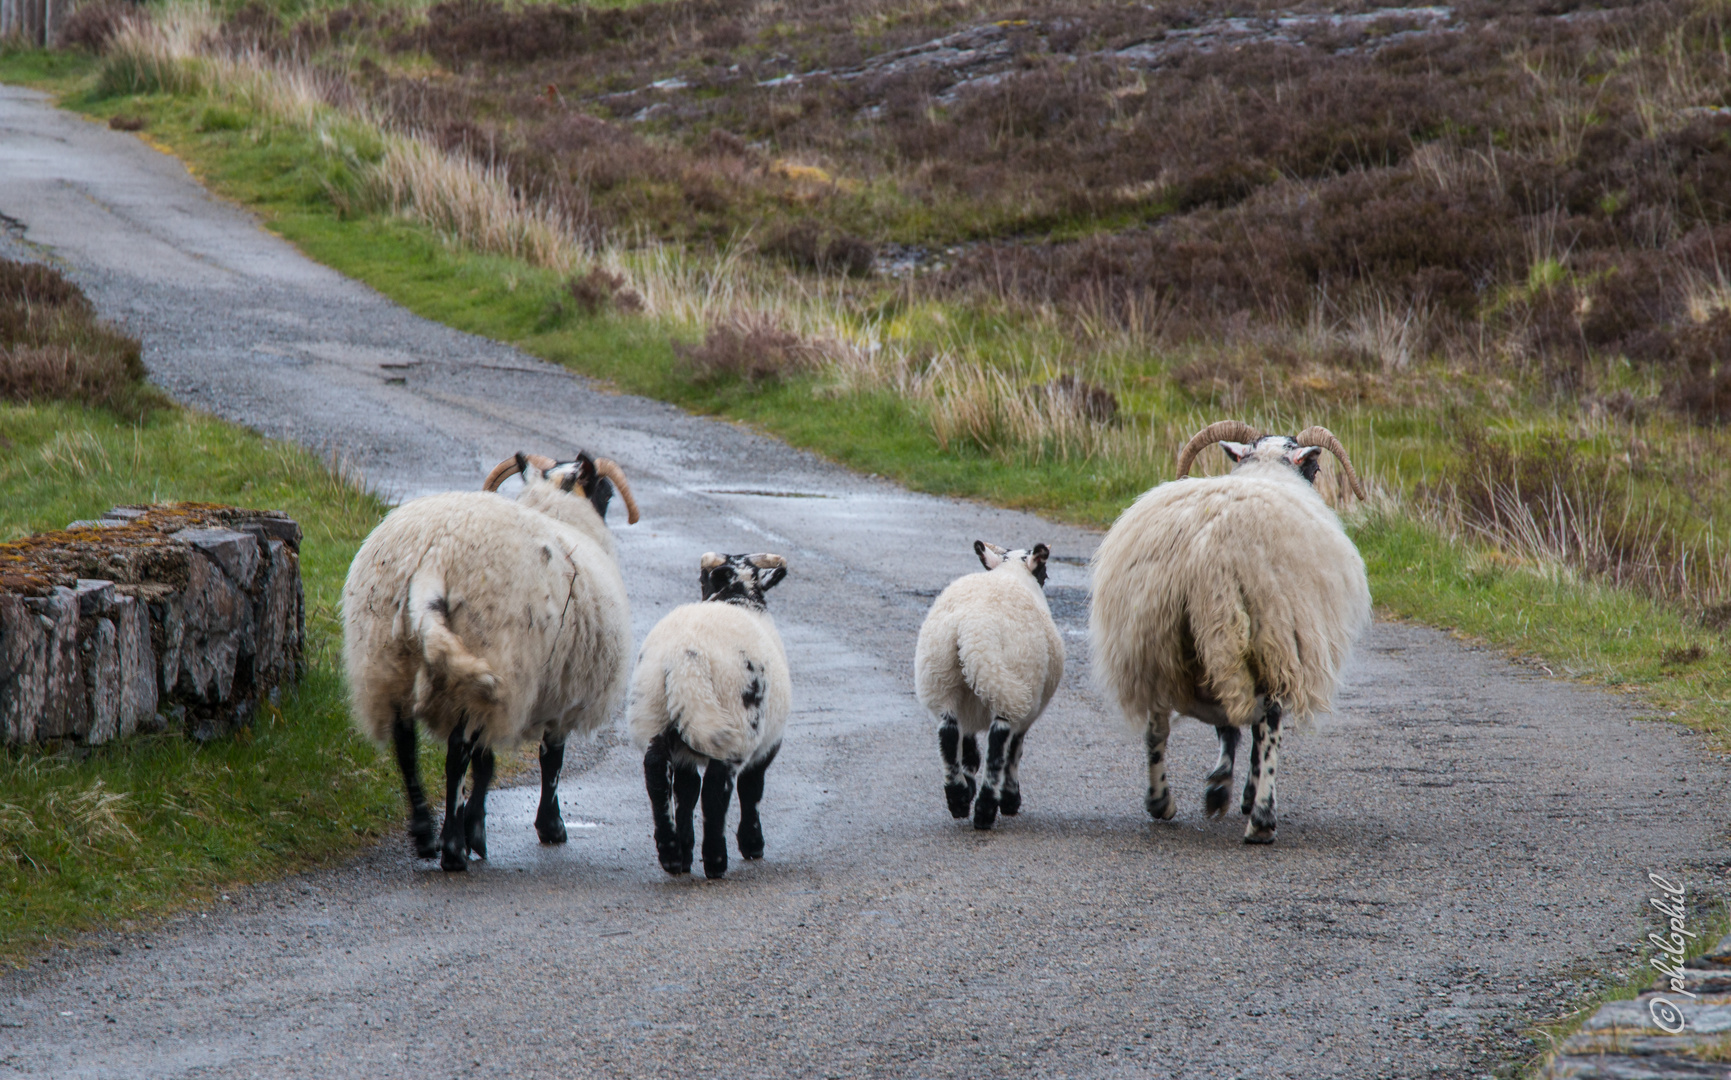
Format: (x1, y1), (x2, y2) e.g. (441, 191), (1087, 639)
(2, 83), (1729, 1080)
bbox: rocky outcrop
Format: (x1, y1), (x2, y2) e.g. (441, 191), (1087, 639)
(0, 504), (304, 744)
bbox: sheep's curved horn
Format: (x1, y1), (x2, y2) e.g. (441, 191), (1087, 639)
(1296, 426), (1369, 502)
(483, 453), (557, 491)
(593, 457), (640, 524)
(1175, 420), (1263, 478)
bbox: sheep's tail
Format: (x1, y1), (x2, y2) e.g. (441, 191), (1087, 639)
(1191, 592), (1260, 727)
(663, 648), (747, 762)
(407, 567), (499, 729)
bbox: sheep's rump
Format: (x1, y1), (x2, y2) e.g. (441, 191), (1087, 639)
(915, 572), (1064, 734)
(342, 492), (631, 748)
(628, 602), (790, 766)
(1089, 475), (1370, 729)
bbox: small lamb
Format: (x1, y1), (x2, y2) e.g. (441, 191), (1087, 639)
(629, 553), (790, 879)
(914, 541), (1064, 830)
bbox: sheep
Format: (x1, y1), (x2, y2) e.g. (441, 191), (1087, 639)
(1088, 421), (1371, 844)
(914, 541), (1064, 830)
(629, 553), (790, 880)
(343, 450), (640, 871)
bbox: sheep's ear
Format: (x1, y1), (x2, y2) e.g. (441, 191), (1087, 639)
(749, 553), (787, 592)
(515, 451), (532, 479)
(1025, 544), (1050, 587)
(975, 540), (1007, 570)
(1284, 445), (1325, 484)
(1220, 441), (1253, 463)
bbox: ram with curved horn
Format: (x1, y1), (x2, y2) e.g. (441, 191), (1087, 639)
(1089, 421), (1371, 844)
(344, 450), (639, 870)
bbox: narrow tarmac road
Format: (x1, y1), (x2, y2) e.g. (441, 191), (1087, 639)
(2, 84), (1728, 1080)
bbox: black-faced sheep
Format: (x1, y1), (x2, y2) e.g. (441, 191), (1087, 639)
(629, 553), (790, 879)
(1089, 421), (1371, 844)
(343, 451), (640, 871)
(915, 541), (1064, 830)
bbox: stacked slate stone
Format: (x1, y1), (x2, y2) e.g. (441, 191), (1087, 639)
(0, 504), (304, 744)
(1542, 933), (1731, 1079)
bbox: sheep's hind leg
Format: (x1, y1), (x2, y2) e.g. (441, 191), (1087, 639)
(1243, 702), (1283, 845)
(736, 742), (779, 861)
(1144, 712), (1176, 821)
(439, 727), (477, 872)
(536, 736), (568, 844)
(390, 711), (437, 859)
(937, 714), (976, 818)
(1204, 725), (1240, 818)
(701, 760), (736, 879)
(672, 756), (702, 875)
(972, 718), (1013, 830)
(462, 744), (495, 861)
(999, 731), (1027, 816)
(644, 734), (685, 874)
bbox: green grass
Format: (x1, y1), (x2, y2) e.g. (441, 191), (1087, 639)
(5, 49), (1727, 743)
(0, 401), (395, 961)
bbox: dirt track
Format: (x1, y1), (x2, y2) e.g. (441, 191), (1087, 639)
(2, 83), (1729, 1080)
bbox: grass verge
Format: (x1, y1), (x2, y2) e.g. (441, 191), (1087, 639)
(0, 398), (395, 963)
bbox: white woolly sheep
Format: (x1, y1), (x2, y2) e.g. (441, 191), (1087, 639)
(629, 553), (790, 879)
(1089, 421), (1371, 844)
(343, 451), (640, 871)
(914, 541), (1064, 830)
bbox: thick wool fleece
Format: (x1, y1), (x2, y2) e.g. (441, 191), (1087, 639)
(628, 601), (790, 766)
(342, 487), (630, 749)
(915, 561), (1064, 736)
(1089, 463), (1371, 730)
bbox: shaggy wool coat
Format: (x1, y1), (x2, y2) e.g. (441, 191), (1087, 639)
(914, 560), (1064, 735)
(628, 601), (790, 766)
(342, 484), (631, 749)
(1089, 466), (1371, 730)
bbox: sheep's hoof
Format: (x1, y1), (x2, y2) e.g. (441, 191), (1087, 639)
(440, 845), (469, 871)
(737, 823), (764, 860)
(1203, 784), (1231, 818)
(408, 809), (438, 859)
(535, 806), (567, 845)
(1243, 826), (1277, 845)
(703, 855), (729, 879)
(944, 778), (975, 819)
(660, 859), (690, 876)
(972, 789), (999, 830)
(1144, 789), (1176, 821)
(999, 787), (1021, 816)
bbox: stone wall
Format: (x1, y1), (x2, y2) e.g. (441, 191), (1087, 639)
(0, 504), (304, 745)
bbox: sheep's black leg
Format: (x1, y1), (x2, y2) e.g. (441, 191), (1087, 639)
(1145, 711), (1175, 821)
(973, 718), (1014, 830)
(644, 734), (683, 874)
(672, 757), (702, 875)
(439, 727), (475, 872)
(736, 742), (779, 860)
(463, 744), (495, 861)
(1242, 717), (1262, 816)
(1244, 702), (1284, 845)
(390, 711), (437, 859)
(1204, 725), (1240, 818)
(536, 736), (568, 844)
(937, 714), (975, 818)
(701, 760), (736, 879)
(1000, 732), (1027, 816)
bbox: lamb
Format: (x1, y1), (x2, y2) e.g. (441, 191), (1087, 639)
(914, 541), (1064, 830)
(1088, 421), (1372, 844)
(343, 451), (640, 871)
(629, 553), (790, 879)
